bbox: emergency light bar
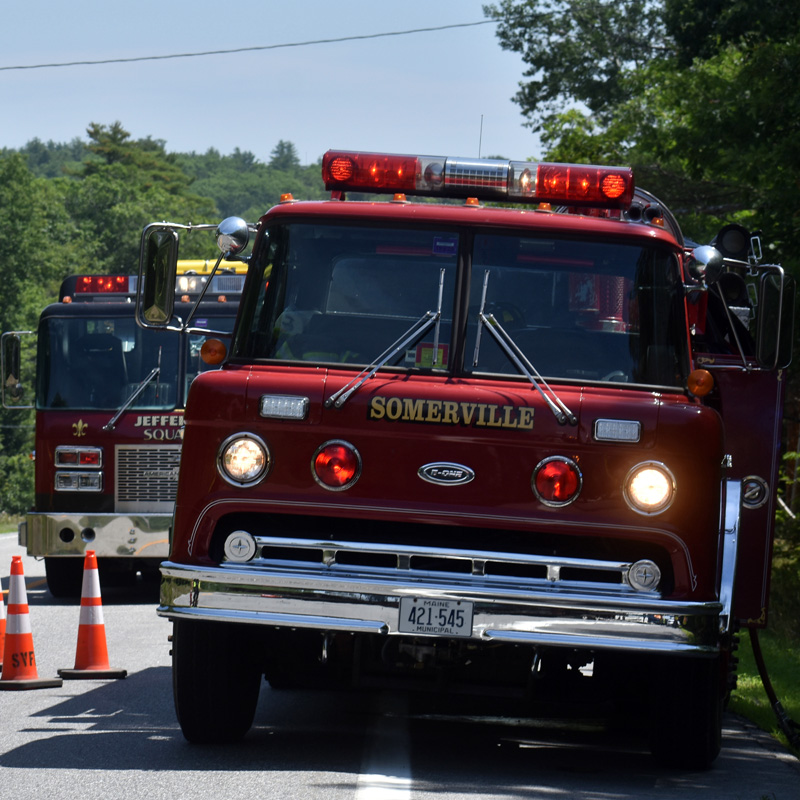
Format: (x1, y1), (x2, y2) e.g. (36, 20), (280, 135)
(322, 150), (635, 208)
(75, 275), (131, 294)
(61, 273), (244, 303)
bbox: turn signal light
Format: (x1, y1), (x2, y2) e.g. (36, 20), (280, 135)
(201, 338), (228, 366)
(688, 369), (714, 397)
(313, 440), (361, 491)
(532, 456), (582, 506)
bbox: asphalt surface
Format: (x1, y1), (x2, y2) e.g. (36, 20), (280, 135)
(2, 532), (799, 799)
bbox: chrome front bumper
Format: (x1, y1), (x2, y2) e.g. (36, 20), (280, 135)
(158, 561), (724, 655)
(23, 512), (171, 559)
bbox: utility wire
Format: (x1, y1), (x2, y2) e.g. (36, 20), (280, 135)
(0, 21), (494, 72)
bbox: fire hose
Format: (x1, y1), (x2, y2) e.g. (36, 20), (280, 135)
(749, 628), (800, 750)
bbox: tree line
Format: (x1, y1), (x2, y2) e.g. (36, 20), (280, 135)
(0, 124), (327, 512)
(485, 0), (800, 269)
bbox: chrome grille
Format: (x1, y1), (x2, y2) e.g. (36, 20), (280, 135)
(228, 536), (651, 595)
(115, 444), (182, 512)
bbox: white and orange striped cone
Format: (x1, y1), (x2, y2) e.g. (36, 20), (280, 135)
(0, 556), (62, 690)
(0, 580), (6, 675)
(58, 551), (127, 679)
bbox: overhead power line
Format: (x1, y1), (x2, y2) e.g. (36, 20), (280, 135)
(0, 21), (495, 72)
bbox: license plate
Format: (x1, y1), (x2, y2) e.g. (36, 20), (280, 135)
(398, 597), (474, 637)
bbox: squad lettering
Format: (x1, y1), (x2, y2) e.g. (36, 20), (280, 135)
(134, 415), (185, 441)
(368, 396), (534, 430)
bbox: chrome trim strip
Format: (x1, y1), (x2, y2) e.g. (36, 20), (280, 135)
(157, 561), (722, 654)
(247, 534), (633, 580)
(24, 512), (172, 558)
(718, 478), (741, 633)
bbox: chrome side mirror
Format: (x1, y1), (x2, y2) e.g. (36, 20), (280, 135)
(687, 245), (724, 285)
(216, 217), (250, 257)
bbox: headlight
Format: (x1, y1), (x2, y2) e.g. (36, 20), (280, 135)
(218, 433), (270, 487)
(624, 462), (675, 515)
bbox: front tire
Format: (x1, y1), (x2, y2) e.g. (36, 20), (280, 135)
(172, 619), (263, 743)
(44, 557), (84, 598)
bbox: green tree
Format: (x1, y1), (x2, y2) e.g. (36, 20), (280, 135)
(0, 154), (78, 513)
(485, 0), (667, 129)
(177, 145), (327, 222)
(485, 1), (800, 259)
(62, 122), (219, 270)
(269, 140), (301, 172)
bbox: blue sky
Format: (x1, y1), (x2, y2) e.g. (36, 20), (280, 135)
(1, 1), (541, 166)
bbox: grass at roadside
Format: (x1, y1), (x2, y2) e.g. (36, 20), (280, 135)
(729, 526), (800, 757)
(0, 513), (21, 535)
(729, 627), (800, 757)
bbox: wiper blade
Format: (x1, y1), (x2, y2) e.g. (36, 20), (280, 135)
(326, 269), (446, 409)
(103, 366), (160, 431)
(473, 270), (577, 426)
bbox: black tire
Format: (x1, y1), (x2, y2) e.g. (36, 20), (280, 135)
(172, 619), (263, 743)
(44, 557), (84, 598)
(649, 655), (723, 769)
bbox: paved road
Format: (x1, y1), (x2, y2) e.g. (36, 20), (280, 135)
(1, 532), (799, 799)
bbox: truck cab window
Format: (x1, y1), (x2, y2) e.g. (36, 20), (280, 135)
(466, 234), (689, 387)
(233, 223), (458, 368)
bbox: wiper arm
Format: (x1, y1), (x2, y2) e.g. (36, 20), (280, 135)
(103, 367), (160, 431)
(473, 270), (577, 426)
(326, 269), (446, 409)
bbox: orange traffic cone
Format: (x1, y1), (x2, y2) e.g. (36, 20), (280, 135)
(0, 556), (62, 690)
(58, 551), (126, 679)
(0, 580), (6, 675)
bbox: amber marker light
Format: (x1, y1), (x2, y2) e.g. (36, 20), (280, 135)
(688, 369), (714, 397)
(200, 338), (227, 366)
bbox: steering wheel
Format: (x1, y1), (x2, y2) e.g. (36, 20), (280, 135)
(485, 301), (525, 328)
(601, 370), (628, 382)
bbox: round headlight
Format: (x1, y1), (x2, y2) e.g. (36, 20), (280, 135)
(624, 462), (675, 515)
(218, 433), (269, 487)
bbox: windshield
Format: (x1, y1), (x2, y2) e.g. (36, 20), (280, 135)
(234, 222), (688, 388)
(233, 223), (458, 368)
(37, 314), (236, 410)
(466, 234), (688, 386)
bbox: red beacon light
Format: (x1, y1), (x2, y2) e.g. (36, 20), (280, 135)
(322, 150), (635, 209)
(75, 275), (131, 294)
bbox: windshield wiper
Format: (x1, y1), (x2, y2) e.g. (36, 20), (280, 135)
(326, 268), (446, 408)
(473, 270), (577, 426)
(104, 345), (164, 431)
(103, 367), (160, 431)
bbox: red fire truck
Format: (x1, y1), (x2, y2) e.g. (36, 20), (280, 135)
(2, 267), (244, 596)
(137, 151), (794, 768)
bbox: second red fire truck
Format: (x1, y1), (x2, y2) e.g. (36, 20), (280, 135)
(3, 266), (244, 596)
(137, 150), (794, 768)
